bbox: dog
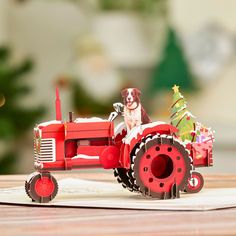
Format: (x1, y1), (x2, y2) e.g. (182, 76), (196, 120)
(121, 88), (151, 132)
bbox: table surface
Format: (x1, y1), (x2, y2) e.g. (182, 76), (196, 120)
(0, 173), (236, 236)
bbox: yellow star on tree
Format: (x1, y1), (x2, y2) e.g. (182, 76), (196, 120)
(172, 85), (179, 93)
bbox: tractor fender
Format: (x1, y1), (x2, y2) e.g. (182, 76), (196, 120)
(120, 122), (178, 169)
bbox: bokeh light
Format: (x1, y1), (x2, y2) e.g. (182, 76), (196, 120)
(0, 93), (6, 107)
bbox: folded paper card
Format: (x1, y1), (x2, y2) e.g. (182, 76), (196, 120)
(1, 178), (236, 211)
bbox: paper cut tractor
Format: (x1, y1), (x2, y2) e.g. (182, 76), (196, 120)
(25, 89), (214, 203)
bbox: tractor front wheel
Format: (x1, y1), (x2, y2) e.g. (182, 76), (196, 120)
(25, 172), (58, 203)
(184, 171), (204, 194)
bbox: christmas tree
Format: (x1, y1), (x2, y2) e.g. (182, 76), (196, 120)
(0, 46), (44, 174)
(170, 85), (196, 142)
(149, 27), (196, 94)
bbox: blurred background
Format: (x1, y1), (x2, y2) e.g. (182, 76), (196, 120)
(0, 0), (235, 174)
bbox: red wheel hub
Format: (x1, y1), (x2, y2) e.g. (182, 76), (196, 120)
(188, 174), (201, 190)
(35, 176), (55, 197)
(151, 154), (173, 179)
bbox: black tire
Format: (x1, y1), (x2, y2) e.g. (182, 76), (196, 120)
(113, 168), (139, 192)
(25, 172), (39, 201)
(25, 180), (31, 198)
(113, 135), (153, 193)
(26, 172), (58, 203)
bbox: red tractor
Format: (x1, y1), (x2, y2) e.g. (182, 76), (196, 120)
(25, 89), (213, 203)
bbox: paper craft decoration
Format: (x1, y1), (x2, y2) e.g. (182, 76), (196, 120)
(4, 178), (236, 211)
(25, 86), (214, 203)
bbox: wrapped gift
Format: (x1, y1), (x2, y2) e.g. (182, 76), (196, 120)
(195, 122), (214, 144)
(192, 142), (213, 166)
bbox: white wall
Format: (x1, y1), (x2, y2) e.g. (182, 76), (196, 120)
(170, 0), (236, 123)
(7, 0), (88, 119)
(170, 0), (236, 33)
(0, 0), (9, 44)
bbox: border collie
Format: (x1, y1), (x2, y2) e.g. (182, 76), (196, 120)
(121, 88), (151, 132)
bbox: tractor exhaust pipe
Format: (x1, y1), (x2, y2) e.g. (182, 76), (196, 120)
(55, 87), (62, 121)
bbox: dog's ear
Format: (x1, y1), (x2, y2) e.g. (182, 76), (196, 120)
(121, 89), (127, 98)
(134, 88), (141, 97)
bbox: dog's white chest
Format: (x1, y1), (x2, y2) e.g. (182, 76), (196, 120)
(124, 104), (142, 129)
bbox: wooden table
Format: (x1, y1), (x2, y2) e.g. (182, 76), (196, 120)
(0, 173), (236, 236)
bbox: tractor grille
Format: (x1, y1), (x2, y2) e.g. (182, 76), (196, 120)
(34, 138), (56, 162)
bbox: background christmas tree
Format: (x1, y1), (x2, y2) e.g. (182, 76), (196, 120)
(149, 27), (197, 94)
(170, 85), (196, 142)
(0, 46), (44, 174)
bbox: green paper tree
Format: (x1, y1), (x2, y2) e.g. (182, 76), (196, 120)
(0, 46), (44, 174)
(170, 85), (196, 142)
(149, 27), (196, 94)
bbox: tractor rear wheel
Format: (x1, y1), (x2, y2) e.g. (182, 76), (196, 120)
(131, 134), (191, 199)
(25, 172), (58, 203)
(184, 171), (204, 194)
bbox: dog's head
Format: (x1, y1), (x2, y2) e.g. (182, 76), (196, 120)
(121, 88), (141, 109)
